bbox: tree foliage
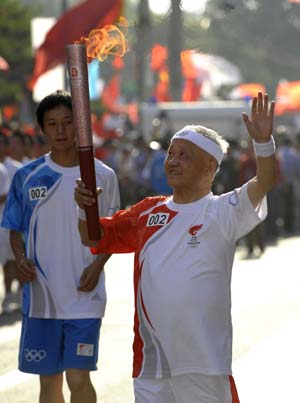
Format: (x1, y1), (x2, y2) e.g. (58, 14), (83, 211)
(133, 0), (300, 98)
(186, 0), (300, 96)
(2, 0), (299, 109)
(0, 0), (34, 105)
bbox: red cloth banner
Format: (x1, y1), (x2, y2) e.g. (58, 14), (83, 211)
(29, 0), (123, 89)
(150, 45), (171, 102)
(230, 83), (266, 100)
(275, 80), (300, 115)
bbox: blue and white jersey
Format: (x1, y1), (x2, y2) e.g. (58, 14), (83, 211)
(1, 153), (120, 319)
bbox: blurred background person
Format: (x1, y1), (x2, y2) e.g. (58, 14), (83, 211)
(0, 130), (22, 313)
(0, 157), (10, 313)
(8, 129), (30, 164)
(293, 132), (300, 234)
(276, 129), (298, 236)
(142, 136), (172, 197)
(238, 141), (266, 257)
(128, 134), (153, 202)
(212, 139), (240, 195)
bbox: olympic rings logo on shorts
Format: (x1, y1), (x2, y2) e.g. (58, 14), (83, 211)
(24, 349), (47, 362)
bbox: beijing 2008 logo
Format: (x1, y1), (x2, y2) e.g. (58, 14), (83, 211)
(187, 224), (203, 248)
(70, 66), (79, 79)
(24, 349), (46, 362)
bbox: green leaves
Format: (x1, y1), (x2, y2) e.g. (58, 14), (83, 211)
(0, 0), (33, 104)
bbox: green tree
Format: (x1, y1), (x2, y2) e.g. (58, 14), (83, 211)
(0, 0), (34, 107)
(197, 0), (300, 96)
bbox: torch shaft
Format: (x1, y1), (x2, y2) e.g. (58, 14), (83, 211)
(66, 44), (101, 240)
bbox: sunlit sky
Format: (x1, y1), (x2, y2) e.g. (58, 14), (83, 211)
(149, 0), (208, 15)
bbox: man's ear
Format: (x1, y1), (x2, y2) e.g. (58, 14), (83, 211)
(38, 124), (45, 135)
(208, 157), (218, 175)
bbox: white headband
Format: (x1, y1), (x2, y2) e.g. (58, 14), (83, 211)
(171, 129), (223, 165)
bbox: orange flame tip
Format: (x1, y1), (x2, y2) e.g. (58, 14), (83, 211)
(75, 17), (129, 62)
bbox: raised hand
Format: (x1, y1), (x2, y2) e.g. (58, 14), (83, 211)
(242, 92), (275, 143)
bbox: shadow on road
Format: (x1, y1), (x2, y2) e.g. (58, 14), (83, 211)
(0, 309), (21, 326)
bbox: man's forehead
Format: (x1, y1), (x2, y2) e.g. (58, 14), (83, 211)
(169, 138), (202, 152)
(169, 138), (192, 146)
(44, 107), (72, 119)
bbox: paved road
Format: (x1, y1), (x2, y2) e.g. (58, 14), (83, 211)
(0, 237), (300, 402)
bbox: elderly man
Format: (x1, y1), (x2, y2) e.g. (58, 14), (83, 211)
(75, 92), (276, 403)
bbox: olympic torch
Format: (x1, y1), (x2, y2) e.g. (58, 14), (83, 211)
(66, 43), (101, 240)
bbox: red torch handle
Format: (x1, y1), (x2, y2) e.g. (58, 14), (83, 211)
(78, 147), (101, 240)
(66, 43), (101, 240)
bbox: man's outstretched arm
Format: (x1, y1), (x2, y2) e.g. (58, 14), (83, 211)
(242, 92), (277, 208)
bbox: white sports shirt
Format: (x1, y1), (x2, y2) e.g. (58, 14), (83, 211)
(91, 183), (267, 378)
(0, 157), (23, 262)
(1, 153), (120, 319)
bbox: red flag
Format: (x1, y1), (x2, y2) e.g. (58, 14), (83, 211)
(181, 50), (201, 101)
(275, 80), (300, 115)
(150, 44), (168, 71)
(150, 45), (171, 101)
(182, 78), (202, 102)
(112, 55), (125, 70)
(101, 75), (138, 124)
(230, 83), (266, 100)
(29, 0), (123, 89)
(181, 50), (197, 79)
(2, 105), (18, 121)
(153, 68), (171, 102)
(101, 75), (120, 110)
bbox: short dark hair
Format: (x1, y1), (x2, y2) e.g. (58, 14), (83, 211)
(36, 90), (72, 129)
(11, 130), (26, 145)
(34, 133), (48, 145)
(0, 130), (9, 145)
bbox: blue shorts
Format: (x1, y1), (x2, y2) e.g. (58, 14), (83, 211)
(19, 316), (101, 375)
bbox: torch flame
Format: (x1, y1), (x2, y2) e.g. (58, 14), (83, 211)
(76, 17), (129, 62)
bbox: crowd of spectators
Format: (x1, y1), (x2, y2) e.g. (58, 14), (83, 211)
(1, 119), (300, 260)
(97, 124), (300, 259)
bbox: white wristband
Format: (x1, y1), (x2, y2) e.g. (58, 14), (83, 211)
(252, 136), (276, 157)
(77, 206), (86, 221)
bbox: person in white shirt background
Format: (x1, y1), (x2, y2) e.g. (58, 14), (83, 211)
(0, 161), (9, 234)
(0, 131), (23, 314)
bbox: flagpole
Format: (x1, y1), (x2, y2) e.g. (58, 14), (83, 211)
(61, 0), (67, 11)
(62, 0), (69, 90)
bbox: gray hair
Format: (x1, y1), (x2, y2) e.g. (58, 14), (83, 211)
(183, 124), (229, 154)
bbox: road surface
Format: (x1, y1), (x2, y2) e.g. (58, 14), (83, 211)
(0, 236), (299, 402)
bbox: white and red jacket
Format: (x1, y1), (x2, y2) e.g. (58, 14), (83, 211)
(92, 183), (267, 379)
